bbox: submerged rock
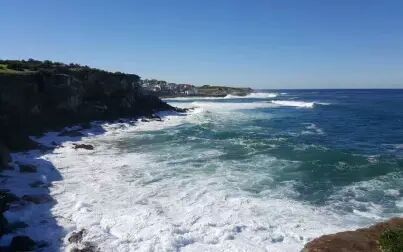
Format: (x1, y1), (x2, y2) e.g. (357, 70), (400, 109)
(19, 164), (37, 173)
(10, 236), (36, 251)
(22, 194), (53, 204)
(73, 144), (94, 150)
(0, 190), (19, 209)
(303, 217), (403, 252)
(0, 213), (8, 237)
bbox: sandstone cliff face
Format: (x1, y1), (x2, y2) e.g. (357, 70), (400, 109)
(0, 64), (174, 155)
(303, 217), (403, 252)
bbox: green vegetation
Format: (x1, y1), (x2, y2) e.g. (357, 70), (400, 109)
(0, 63), (24, 74)
(0, 59), (135, 77)
(379, 228), (403, 252)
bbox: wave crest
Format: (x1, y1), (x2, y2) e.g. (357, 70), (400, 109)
(271, 100), (315, 108)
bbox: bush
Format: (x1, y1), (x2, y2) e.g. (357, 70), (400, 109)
(379, 228), (403, 252)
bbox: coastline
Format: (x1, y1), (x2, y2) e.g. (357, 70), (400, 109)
(1, 93), (402, 251)
(2, 108), (401, 251)
(0, 111), (188, 251)
(0, 64), (402, 252)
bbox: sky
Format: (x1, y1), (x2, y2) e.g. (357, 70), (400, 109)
(1, 0), (403, 89)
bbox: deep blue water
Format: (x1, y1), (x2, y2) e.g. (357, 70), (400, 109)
(166, 90), (403, 214)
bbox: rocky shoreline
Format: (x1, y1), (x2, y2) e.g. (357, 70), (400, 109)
(0, 113), (186, 251)
(1, 60), (402, 251)
(0, 59), (184, 250)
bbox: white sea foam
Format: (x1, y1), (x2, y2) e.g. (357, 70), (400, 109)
(164, 92), (278, 101)
(186, 101), (275, 111)
(271, 100), (315, 108)
(1, 98), (396, 252)
(301, 123), (325, 135)
(226, 92), (278, 99)
(3, 138), (354, 252)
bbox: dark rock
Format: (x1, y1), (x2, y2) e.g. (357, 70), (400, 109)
(303, 217), (403, 252)
(22, 194), (53, 204)
(0, 190), (19, 235)
(0, 213), (8, 237)
(68, 229), (86, 243)
(70, 242), (99, 252)
(73, 144), (94, 150)
(18, 164), (37, 173)
(0, 142), (11, 170)
(10, 236), (36, 251)
(0, 191), (19, 209)
(0, 221), (28, 235)
(0, 59), (176, 152)
(29, 181), (46, 188)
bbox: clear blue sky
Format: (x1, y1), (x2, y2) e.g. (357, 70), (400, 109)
(1, 0), (403, 88)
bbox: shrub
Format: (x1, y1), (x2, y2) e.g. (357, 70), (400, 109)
(379, 228), (403, 252)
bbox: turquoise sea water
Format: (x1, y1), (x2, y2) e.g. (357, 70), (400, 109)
(78, 89), (400, 250)
(14, 90), (401, 251)
(164, 90), (403, 215)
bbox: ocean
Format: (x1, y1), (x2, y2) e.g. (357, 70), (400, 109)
(4, 90), (403, 251)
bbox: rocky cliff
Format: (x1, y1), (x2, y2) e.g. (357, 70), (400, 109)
(0, 60), (177, 164)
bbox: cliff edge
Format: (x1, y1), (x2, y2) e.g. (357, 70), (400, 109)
(0, 59), (176, 162)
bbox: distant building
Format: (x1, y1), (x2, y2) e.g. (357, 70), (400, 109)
(140, 78), (198, 96)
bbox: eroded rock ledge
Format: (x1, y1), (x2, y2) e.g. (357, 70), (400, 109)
(303, 217), (403, 252)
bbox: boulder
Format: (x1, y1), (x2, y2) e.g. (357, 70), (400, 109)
(303, 217), (403, 252)
(68, 229), (86, 243)
(73, 144), (94, 150)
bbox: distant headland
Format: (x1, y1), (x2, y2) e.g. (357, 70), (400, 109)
(140, 79), (253, 98)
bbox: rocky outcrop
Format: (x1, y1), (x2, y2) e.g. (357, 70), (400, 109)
(0, 60), (182, 249)
(73, 144), (95, 150)
(0, 60), (176, 153)
(303, 217), (403, 252)
(196, 85), (253, 97)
